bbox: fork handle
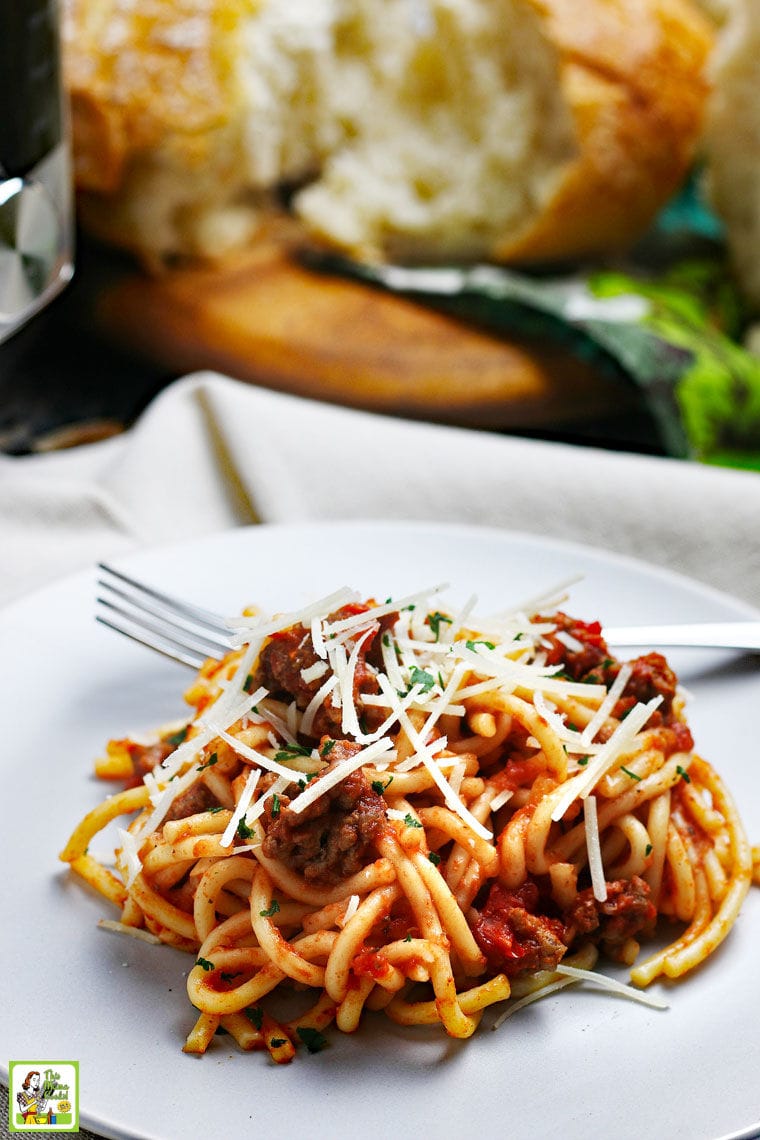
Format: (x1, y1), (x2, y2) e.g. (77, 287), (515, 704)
(603, 621), (760, 652)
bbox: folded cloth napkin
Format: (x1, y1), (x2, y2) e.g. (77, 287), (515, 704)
(1, 370), (759, 611)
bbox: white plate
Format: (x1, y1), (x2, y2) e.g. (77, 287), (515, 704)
(1, 521), (759, 1140)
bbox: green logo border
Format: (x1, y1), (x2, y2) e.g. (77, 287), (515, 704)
(8, 1061), (80, 1133)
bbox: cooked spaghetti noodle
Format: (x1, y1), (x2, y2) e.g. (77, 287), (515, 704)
(61, 583), (753, 1061)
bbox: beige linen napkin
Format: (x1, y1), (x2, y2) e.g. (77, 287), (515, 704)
(1, 370), (759, 610)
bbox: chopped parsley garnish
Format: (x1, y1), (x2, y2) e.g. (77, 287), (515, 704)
(197, 751), (218, 772)
(269, 1038), (288, 1048)
(645, 843), (653, 857)
(320, 739), (336, 758)
(428, 611), (453, 640)
(371, 776), (394, 796)
(259, 899), (281, 918)
(620, 765), (641, 782)
(207, 805), (225, 814)
(577, 756), (590, 767)
(246, 1007), (264, 1030)
(236, 817), (255, 840)
(408, 666), (435, 692)
(296, 1026), (328, 1053)
(274, 744), (312, 763)
(427, 851), (441, 866)
(271, 794), (281, 818)
(164, 725), (189, 746)
(465, 639), (495, 652)
(403, 934), (413, 943)
(403, 813), (422, 829)
(220, 972), (240, 983)
(195, 957), (214, 972)
(243, 673), (255, 693)
(677, 765), (692, 784)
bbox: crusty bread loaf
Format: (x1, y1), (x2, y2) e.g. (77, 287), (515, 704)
(62, 0), (713, 267)
(704, 0), (760, 309)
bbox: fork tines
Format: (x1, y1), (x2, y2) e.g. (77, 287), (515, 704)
(96, 563), (234, 669)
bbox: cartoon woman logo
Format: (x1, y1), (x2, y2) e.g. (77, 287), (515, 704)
(16, 1070), (51, 1125)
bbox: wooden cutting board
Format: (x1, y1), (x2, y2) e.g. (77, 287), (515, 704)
(96, 227), (635, 429)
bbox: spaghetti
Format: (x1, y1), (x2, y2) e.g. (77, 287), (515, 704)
(61, 584), (753, 1061)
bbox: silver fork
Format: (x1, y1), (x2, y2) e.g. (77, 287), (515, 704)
(95, 562), (760, 669)
(96, 563), (236, 669)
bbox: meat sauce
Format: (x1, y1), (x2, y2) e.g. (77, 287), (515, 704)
(471, 876), (658, 976)
(538, 612), (693, 751)
(260, 740), (388, 885)
(253, 602), (395, 739)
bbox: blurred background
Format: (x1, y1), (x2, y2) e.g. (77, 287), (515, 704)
(2, 0), (758, 464)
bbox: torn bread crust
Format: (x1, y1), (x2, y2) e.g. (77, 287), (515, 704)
(63, 0), (713, 266)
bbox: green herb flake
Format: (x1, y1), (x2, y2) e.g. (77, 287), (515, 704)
(645, 843), (653, 857)
(320, 739), (336, 758)
(274, 744), (312, 762)
(403, 934), (413, 943)
(297, 1026), (328, 1054)
(465, 639), (495, 652)
(427, 851), (441, 866)
(409, 666), (436, 692)
(372, 776), (394, 796)
(677, 765), (692, 784)
(620, 765), (642, 782)
(207, 805), (225, 814)
(259, 899), (281, 918)
(271, 793), (281, 818)
(164, 725), (189, 746)
(428, 611), (453, 640)
(195, 956), (214, 972)
(403, 813), (422, 829)
(246, 1006), (264, 1030)
(269, 1037), (288, 1048)
(243, 673), (255, 693)
(236, 817), (255, 840)
(197, 751), (218, 772)
(577, 756), (590, 767)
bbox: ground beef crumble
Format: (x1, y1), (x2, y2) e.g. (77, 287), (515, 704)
(260, 740), (388, 885)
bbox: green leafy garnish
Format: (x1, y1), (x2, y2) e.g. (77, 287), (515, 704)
(197, 751), (218, 772)
(620, 765), (642, 782)
(403, 813), (422, 829)
(236, 817), (255, 840)
(164, 725), (189, 746)
(246, 1007), (264, 1030)
(320, 739), (336, 758)
(259, 899), (281, 918)
(372, 776), (394, 796)
(677, 765), (692, 783)
(428, 611), (453, 640)
(271, 794), (281, 818)
(269, 1038), (288, 1048)
(296, 1026), (328, 1053)
(195, 957), (214, 972)
(465, 639), (495, 652)
(409, 666), (436, 692)
(274, 744), (312, 763)
(427, 852), (441, 866)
